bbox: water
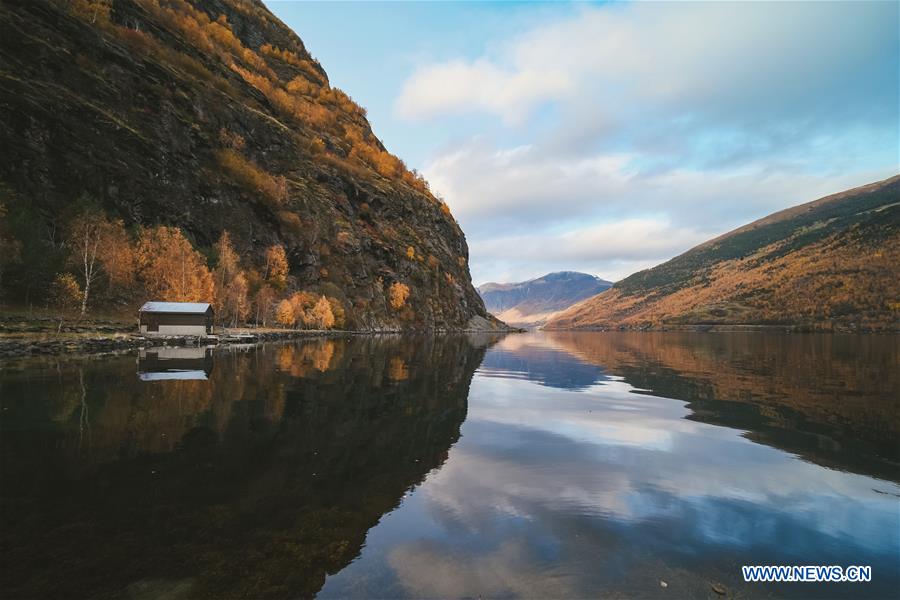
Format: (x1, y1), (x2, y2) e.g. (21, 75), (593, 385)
(0, 332), (897, 599)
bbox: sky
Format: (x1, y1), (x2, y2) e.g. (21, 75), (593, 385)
(264, 1), (899, 285)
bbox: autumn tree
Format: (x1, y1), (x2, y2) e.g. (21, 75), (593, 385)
(254, 284), (278, 327)
(213, 231), (248, 326)
(222, 271), (250, 327)
(388, 282), (410, 310)
(272, 291), (336, 329)
(65, 207), (110, 317)
(96, 218), (136, 293)
(309, 295), (335, 329)
(50, 273), (82, 312)
(288, 291), (318, 328)
(136, 226), (214, 302)
(327, 297), (346, 329)
(263, 244), (288, 290)
(275, 298), (295, 328)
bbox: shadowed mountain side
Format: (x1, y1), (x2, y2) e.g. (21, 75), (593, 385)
(478, 272), (612, 327)
(0, 0), (496, 330)
(0, 335), (491, 599)
(543, 331), (900, 483)
(547, 176), (900, 331)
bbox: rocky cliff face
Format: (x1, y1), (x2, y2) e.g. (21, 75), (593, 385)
(0, 0), (497, 330)
(547, 176), (900, 332)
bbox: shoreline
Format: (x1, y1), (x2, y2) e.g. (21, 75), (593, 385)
(0, 324), (518, 361)
(0, 329), (344, 361)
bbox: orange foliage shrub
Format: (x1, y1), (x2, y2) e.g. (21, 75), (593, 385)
(111, 26), (219, 87)
(51, 273), (82, 311)
(216, 148), (287, 207)
(388, 282), (410, 310)
(138, 0), (274, 77)
(277, 291), (336, 329)
(286, 76), (316, 97)
(260, 44), (324, 83)
(230, 63), (332, 128)
(322, 88), (367, 119)
(70, 0), (112, 26)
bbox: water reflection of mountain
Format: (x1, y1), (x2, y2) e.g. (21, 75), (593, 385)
(544, 331), (900, 483)
(479, 336), (608, 390)
(0, 335), (494, 599)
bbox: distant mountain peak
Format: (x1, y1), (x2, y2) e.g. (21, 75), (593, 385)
(477, 271), (612, 327)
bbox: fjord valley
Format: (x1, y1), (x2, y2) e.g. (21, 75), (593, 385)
(0, 0), (496, 332)
(1, 1), (899, 599)
(547, 176), (900, 332)
(478, 271), (611, 328)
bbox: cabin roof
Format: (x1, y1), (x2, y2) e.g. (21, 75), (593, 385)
(140, 301), (212, 314)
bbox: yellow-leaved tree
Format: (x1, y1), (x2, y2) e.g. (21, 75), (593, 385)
(136, 226), (214, 302)
(275, 298), (295, 328)
(264, 244), (289, 290)
(388, 282), (410, 310)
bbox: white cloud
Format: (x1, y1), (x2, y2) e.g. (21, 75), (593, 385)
(396, 1), (898, 285)
(470, 219), (708, 283)
(396, 2), (897, 138)
(423, 137), (889, 283)
(395, 59), (570, 126)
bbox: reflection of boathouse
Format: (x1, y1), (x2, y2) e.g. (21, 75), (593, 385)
(137, 346), (214, 381)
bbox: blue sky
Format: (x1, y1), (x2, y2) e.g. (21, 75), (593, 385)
(264, 1), (899, 285)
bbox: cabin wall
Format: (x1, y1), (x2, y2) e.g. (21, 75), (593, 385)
(139, 310), (214, 337)
(140, 324), (209, 337)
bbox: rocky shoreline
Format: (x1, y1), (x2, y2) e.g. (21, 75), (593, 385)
(0, 329), (350, 360)
(0, 313), (517, 360)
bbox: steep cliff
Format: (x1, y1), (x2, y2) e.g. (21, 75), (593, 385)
(0, 0), (498, 330)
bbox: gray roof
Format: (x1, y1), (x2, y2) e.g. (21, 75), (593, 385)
(140, 301), (212, 314)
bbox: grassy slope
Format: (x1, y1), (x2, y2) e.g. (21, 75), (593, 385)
(547, 175), (900, 331)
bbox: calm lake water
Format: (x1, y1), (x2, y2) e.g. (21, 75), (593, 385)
(1, 332), (898, 599)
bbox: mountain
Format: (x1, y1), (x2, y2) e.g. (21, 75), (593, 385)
(478, 271), (612, 327)
(0, 0), (499, 330)
(547, 176), (900, 332)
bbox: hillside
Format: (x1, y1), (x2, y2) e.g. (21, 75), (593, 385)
(547, 176), (900, 332)
(478, 271), (611, 327)
(0, 0), (498, 331)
